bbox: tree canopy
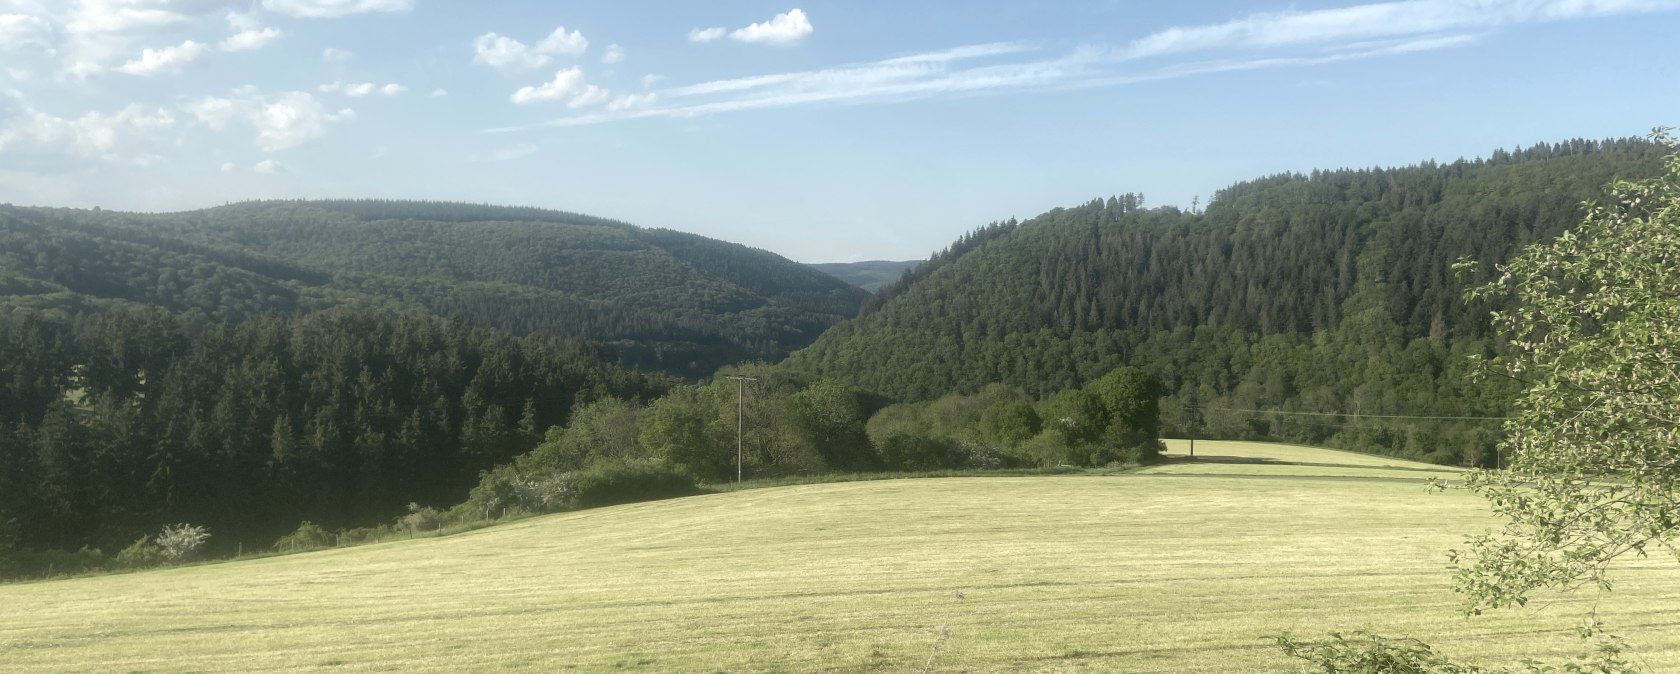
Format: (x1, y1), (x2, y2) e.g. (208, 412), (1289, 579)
(1456, 130), (1680, 612)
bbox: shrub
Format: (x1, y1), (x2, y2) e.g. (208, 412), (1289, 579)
(336, 525), (391, 546)
(456, 466), (544, 520)
(568, 460), (701, 509)
(946, 442), (1024, 470)
(876, 433), (953, 472)
(155, 523), (210, 563)
(115, 536), (164, 569)
(400, 503), (443, 533)
(273, 521), (334, 552)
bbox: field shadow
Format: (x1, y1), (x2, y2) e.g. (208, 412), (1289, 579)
(1163, 454), (1452, 474)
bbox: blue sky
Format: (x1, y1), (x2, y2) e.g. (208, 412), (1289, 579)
(1, 1), (1677, 262)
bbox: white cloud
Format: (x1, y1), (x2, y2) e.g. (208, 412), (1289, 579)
(252, 158), (282, 173)
(473, 25), (590, 73)
(183, 96), (241, 130)
(221, 27), (281, 52)
(65, 0), (191, 37)
(688, 26), (725, 43)
(0, 13), (49, 48)
(225, 10), (261, 32)
(536, 26), (587, 56)
(186, 89), (354, 151)
(510, 67), (608, 107)
(320, 81), (406, 97)
(0, 102), (177, 166)
(730, 8), (813, 46)
(117, 40), (207, 76)
(640, 73), (664, 88)
(691, 9), (814, 46)
(220, 161), (237, 172)
(602, 43), (624, 64)
(322, 47), (355, 62)
(473, 33), (549, 71)
(260, 0), (411, 19)
(53, 1), (251, 77)
(430, 88), (448, 97)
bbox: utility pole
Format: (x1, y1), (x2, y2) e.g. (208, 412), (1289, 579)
(725, 375), (758, 483)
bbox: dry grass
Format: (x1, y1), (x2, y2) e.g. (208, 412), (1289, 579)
(3, 441), (1678, 673)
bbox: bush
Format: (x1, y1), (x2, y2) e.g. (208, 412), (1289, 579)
(456, 465), (549, 520)
(273, 521), (334, 552)
(115, 536), (164, 569)
(155, 523), (210, 563)
(569, 460), (701, 509)
(876, 433), (953, 472)
(336, 525), (392, 546)
(400, 503), (443, 533)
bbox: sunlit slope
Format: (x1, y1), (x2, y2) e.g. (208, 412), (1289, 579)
(4, 444), (1679, 673)
(1150, 439), (1467, 481)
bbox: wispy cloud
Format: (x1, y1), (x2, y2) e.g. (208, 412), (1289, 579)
(320, 81), (408, 97)
(1119, 0), (1679, 59)
(688, 27), (726, 43)
(496, 0), (1679, 130)
(261, 0), (412, 19)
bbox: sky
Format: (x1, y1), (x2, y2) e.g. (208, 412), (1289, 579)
(1, 1), (1677, 262)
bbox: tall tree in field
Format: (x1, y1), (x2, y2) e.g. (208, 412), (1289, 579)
(1455, 130), (1680, 612)
(1279, 131), (1678, 674)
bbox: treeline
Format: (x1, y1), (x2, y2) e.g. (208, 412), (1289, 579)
(0, 302), (667, 560)
(787, 138), (1665, 463)
(0, 199), (866, 377)
(450, 363), (1163, 520)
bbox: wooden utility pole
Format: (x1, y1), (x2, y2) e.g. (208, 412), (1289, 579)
(725, 375), (758, 483)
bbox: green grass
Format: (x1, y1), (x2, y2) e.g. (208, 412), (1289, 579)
(1150, 439), (1469, 481)
(4, 441), (1678, 673)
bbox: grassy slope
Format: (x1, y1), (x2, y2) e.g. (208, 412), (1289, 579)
(4, 442), (1679, 673)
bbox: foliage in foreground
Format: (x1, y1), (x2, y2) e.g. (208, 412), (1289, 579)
(1280, 129), (1680, 674)
(1453, 129), (1680, 614)
(1276, 629), (1634, 674)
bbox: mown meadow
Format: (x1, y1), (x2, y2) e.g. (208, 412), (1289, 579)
(2, 441), (1677, 673)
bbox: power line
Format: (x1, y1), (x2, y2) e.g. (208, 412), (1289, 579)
(1206, 406), (1510, 421)
(722, 373), (756, 484)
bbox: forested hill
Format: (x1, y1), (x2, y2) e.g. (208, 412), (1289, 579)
(0, 199), (868, 377)
(783, 137), (1669, 463)
(809, 260), (921, 292)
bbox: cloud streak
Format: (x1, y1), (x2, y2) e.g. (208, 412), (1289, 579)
(498, 0), (1679, 130)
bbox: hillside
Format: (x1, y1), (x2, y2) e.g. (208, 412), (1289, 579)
(809, 259), (921, 292)
(0, 199), (868, 378)
(3, 443), (1677, 672)
(784, 138), (1670, 463)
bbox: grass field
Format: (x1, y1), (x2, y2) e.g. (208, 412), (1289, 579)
(4, 441), (1679, 673)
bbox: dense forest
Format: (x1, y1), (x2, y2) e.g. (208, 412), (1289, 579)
(0, 199), (867, 378)
(784, 138), (1670, 463)
(0, 302), (666, 555)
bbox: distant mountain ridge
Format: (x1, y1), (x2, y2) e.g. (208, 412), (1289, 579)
(808, 260), (922, 292)
(0, 199), (869, 377)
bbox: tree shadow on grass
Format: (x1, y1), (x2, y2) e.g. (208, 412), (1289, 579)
(1160, 454), (1452, 474)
